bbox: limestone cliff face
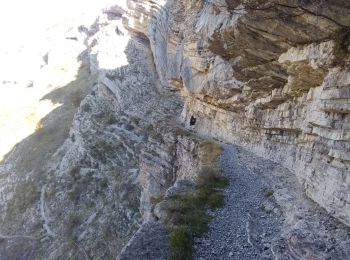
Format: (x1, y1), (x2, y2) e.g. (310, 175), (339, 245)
(0, 4), (205, 258)
(125, 0), (350, 225)
(1, 1), (349, 258)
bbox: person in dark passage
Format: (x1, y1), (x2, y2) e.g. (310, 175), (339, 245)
(190, 116), (196, 126)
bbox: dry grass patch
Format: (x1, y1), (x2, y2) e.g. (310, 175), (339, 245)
(198, 140), (223, 163)
(6, 181), (39, 217)
(168, 140), (228, 260)
(197, 140), (224, 186)
(167, 178), (228, 260)
(175, 128), (192, 137)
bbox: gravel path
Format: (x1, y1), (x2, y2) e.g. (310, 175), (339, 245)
(194, 144), (284, 260)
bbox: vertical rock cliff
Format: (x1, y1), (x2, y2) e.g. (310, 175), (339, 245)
(0, 0), (349, 259)
(125, 0), (350, 226)
(0, 2), (205, 258)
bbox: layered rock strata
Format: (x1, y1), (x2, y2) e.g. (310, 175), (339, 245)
(125, 0), (350, 225)
(0, 6), (200, 258)
(0, 0), (350, 259)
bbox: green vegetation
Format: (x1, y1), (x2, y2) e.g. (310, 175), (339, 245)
(69, 166), (81, 181)
(175, 128), (192, 137)
(167, 175), (228, 260)
(169, 227), (193, 260)
(167, 140), (228, 260)
(206, 190), (226, 208)
(81, 103), (91, 113)
(144, 123), (163, 142)
(149, 130), (163, 141)
(144, 123), (154, 132)
(67, 213), (82, 232)
(46, 185), (56, 198)
(264, 188), (274, 198)
(197, 166), (228, 188)
(64, 212), (82, 244)
(197, 140), (225, 187)
(6, 181), (39, 217)
(67, 185), (82, 202)
(131, 116), (141, 126)
(90, 139), (123, 163)
(107, 113), (118, 125)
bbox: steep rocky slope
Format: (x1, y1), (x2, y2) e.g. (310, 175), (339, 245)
(0, 3), (212, 258)
(0, 0), (349, 259)
(0, 10), (140, 258)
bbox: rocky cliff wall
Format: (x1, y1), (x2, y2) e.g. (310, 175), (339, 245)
(125, 0), (350, 225)
(0, 3), (211, 258)
(0, 1), (349, 258)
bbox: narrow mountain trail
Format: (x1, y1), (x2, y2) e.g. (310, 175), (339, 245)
(194, 144), (350, 259)
(194, 144), (284, 259)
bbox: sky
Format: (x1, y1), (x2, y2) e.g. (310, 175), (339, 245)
(0, 0), (128, 160)
(0, 0), (127, 81)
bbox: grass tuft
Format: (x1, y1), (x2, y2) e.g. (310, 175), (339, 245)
(264, 188), (274, 198)
(199, 140), (223, 164)
(166, 140), (228, 259)
(169, 227), (193, 260)
(167, 175), (228, 259)
(175, 128), (192, 137)
(207, 192), (225, 208)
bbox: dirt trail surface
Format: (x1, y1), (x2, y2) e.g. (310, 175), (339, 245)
(194, 144), (350, 260)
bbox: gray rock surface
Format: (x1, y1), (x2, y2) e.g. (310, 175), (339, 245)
(126, 0), (350, 225)
(195, 145), (283, 259)
(195, 144), (350, 259)
(0, 3), (207, 258)
(1, 0), (350, 259)
(118, 221), (169, 260)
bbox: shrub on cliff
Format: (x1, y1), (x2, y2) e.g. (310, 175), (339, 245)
(167, 140), (228, 260)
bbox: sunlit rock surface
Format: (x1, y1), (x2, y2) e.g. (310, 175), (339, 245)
(0, 1), (202, 258)
(0, 0), (350, 259)
(0, 2), (143, 258)
(125, 0), (350, 225)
